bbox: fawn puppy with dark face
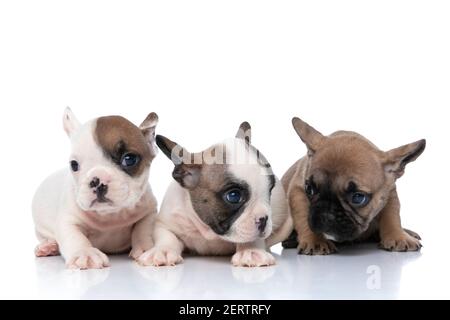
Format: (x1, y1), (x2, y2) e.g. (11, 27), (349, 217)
(32, 108), (159, 269)
(282, 117), (426, 255)
(137, 122), (292, 267)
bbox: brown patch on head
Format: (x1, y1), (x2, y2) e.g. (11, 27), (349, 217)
(188, 163), (251, 236)
(201, 143), (227, 165)
(95, 116), (152, 177)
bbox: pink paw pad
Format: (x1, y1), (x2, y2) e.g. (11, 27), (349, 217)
(35, 241), (60, 257)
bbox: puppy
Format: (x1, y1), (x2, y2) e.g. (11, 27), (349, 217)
(137, 122), (292, 267)
(32, 108), (159, 269)
(282, 117), (426, 255)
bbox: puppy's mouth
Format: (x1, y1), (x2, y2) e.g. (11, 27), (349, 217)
(90, 197), (114, 208)
(309, 210), (364, 242)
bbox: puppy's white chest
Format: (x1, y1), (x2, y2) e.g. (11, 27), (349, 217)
(86, 226), (132, 254)
(77, 208), (147, 253)
(79, 207), (146, 231)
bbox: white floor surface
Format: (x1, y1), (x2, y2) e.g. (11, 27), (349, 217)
(2, 242), (448, 300)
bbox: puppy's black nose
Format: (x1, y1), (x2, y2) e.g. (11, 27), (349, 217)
(257, 216), (268, 233)
(95, 183), (108, 199)
(89, 177), (100, 189)
(90, 177), (109, 202)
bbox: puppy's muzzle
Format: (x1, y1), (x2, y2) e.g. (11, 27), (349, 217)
(309, 205), (360, 242)
(90, 177), (113, 206)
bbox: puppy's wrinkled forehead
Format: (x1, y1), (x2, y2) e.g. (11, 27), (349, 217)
(197, 163), (233, 190)
(311, 138), (385, 191)
(94, 116), (151, 176)
(197, 139), (275, 192)
(225, 139), (275, 192)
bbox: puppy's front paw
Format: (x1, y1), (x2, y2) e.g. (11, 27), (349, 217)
(35, 240), (59, 257)
(136, 247), (183, 267)
(379, 232), (422, 252)
(66, 247), (110, 270)
(232, 249), (276, 267)
(297, 236), (337, 255)
(129, 247), (146, 260)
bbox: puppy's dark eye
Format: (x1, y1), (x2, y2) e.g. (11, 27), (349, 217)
(351, 192), (369, 206)
(70, 160), (79, 172)
(121, 153), (140, 168)
(305, 181), (317, 197)
(224, 189), (243, 204)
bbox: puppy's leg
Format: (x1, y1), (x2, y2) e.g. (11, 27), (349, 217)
(232, 239), (276, 267)
(379, 189), (422, 252)
(135, 223), (184, 267)
(289, 186), (337, 255)
(35, 240), (60, 257)
(57, 224), (110, 270)
(129, 214), (156, 260)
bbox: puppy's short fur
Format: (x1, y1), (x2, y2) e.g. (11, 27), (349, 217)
(282, 117), (425, 255)
(138, 122), (292, 267)
(32, 108), (159, 269)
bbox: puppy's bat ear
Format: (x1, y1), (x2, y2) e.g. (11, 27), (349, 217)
(384, 139), (426, 179)
(63, 107), (81, 138)
(155, 135), (201, 189)
(292, 117), (325, 155)
(155, 135), (185, 164)
(235, 121), (251, 145)
(140, 112), (159, 156)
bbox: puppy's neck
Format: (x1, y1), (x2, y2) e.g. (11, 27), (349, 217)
(78, 184), (154, 231)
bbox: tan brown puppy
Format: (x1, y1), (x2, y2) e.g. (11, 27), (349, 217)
(282, 117), (426, 255)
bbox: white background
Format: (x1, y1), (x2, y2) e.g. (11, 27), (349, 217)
(0, 0), (449, 299)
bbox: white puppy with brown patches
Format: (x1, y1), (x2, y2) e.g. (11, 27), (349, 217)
(32, 108), (159, 269)
(139, 122), (293, 267)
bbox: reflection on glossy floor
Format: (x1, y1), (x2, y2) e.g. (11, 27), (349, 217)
(22, 243), (446, 300)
